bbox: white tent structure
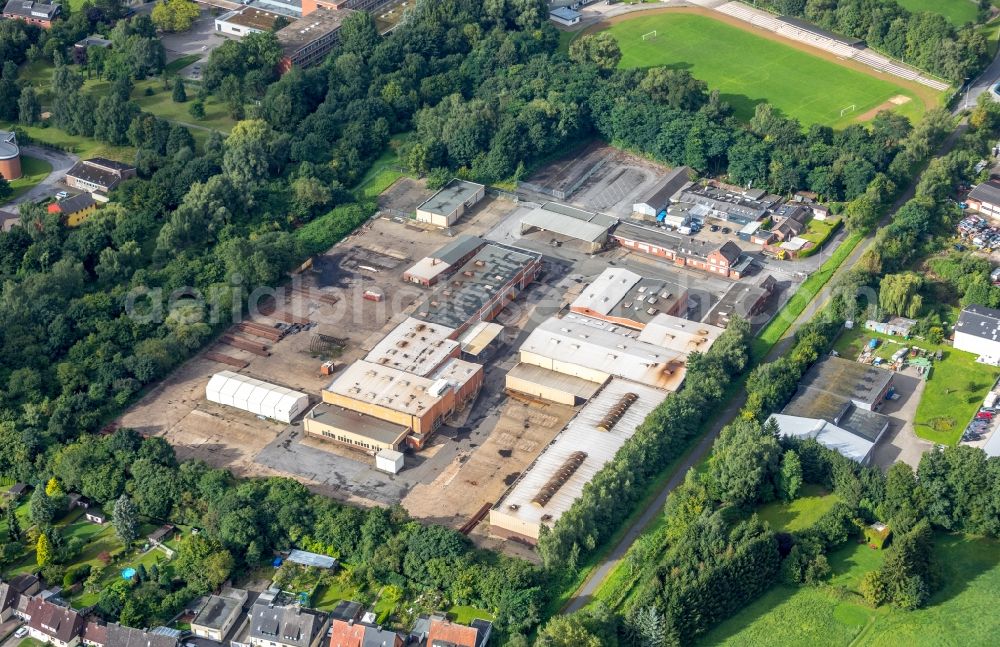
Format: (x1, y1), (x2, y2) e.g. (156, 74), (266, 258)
(205, 371), (309, 423)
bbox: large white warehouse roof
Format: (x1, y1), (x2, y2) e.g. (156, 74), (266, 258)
(205, 371), (309, 423)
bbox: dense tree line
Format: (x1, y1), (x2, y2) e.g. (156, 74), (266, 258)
(537, 320), (753, 574)
(0, 430), (546, 634)
(756, 0), (989, 81)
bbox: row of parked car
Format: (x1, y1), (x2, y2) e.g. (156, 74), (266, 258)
(964, 406), (995, 442)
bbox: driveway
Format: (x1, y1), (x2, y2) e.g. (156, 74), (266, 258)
(870, 371), (933, 469)
(5, 145), (78, 208)
(160, 11), (234, 63)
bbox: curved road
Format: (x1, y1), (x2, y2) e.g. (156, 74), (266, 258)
(563, 121), (970, 613)
(5, 145), (78, 208)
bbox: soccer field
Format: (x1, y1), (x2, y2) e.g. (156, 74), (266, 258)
(896, 0), (979, 27)
(602, 12), (935, 127)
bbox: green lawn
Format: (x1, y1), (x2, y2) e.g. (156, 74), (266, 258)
(896, 0), (980, 27)
(5, 156), (51, 202)
(699, 534), (1000, 646)
(698, 540), (884, 646)
(757, 484), (840, 533)
(313, 579), (363, 611)
(800, 216), (842, 246)
(17, 60), (234, 149)
(602, 12), (934, 127)
(353, 133), (414, 199)
(3, 122), (135, 162)
(447, 605), (494, 624)
(832, 324), (1000, 445)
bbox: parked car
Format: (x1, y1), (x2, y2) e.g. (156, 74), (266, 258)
(55, 191), (68, 200)
(710, 225), (720, 232)
(976, 411), (993, 420)
(15, 627), (28, 638)
(721, 227), (732, 234)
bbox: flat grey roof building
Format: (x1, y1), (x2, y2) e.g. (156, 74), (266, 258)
(305, 403), (410, 446)
(414, 242), (541, 330)
(798, 356), (894, 410)
(417, 179), (485, 219)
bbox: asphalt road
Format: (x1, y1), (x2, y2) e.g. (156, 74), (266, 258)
(6, 145), (78, 208)
(562, 121), (969, 615)
(957, 43), (1000, 112)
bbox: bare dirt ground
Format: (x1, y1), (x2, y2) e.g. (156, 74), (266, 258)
(115, 195), (530, 512)
(402, 396), (576, 527)
(377, 177), (432, 216)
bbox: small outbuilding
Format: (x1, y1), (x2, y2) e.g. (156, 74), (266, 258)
(549, 6), (581, 26)
(415, 179), (486, 227)
(375, 449), (405, 474)
(85, 509), (109, 525)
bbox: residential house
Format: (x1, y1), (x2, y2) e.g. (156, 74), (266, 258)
(83, 623), (178, 647)
(771, 205), (810, 242)
(705, 275), (777, 328)
(147, 524), (176, 546)
(6, 482), (29, 500)
(328, 619), (403, 647)
(2, 0), (60, 28)
(191, 588), (248, 642)
(47, 193), (98, 226)
(424, 616), (492, 647)
(25, 597), (85, 647)
(64, 158), (137, 195)
(247, 591), (329, 647)
(954, 304), (1000, 359)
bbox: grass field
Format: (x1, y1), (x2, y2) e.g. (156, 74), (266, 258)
(17, 60), (234, 150)
(699, 534), (1000, 646)
(602, 12), (931, 127)
(896, 0), (980, 27)
(3, 122), (136, 161)
(757, 484), (840, 533)
(832, 324), (1000, 445)
(5, 156), (52, 202)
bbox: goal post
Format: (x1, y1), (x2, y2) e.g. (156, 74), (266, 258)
(641, 30), (657, 41)
(840, 104), (856, 117)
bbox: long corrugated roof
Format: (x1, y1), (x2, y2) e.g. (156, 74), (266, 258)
(493, 378), (667, 531)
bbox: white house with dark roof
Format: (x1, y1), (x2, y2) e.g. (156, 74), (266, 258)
(955, 304), (1000, 360)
